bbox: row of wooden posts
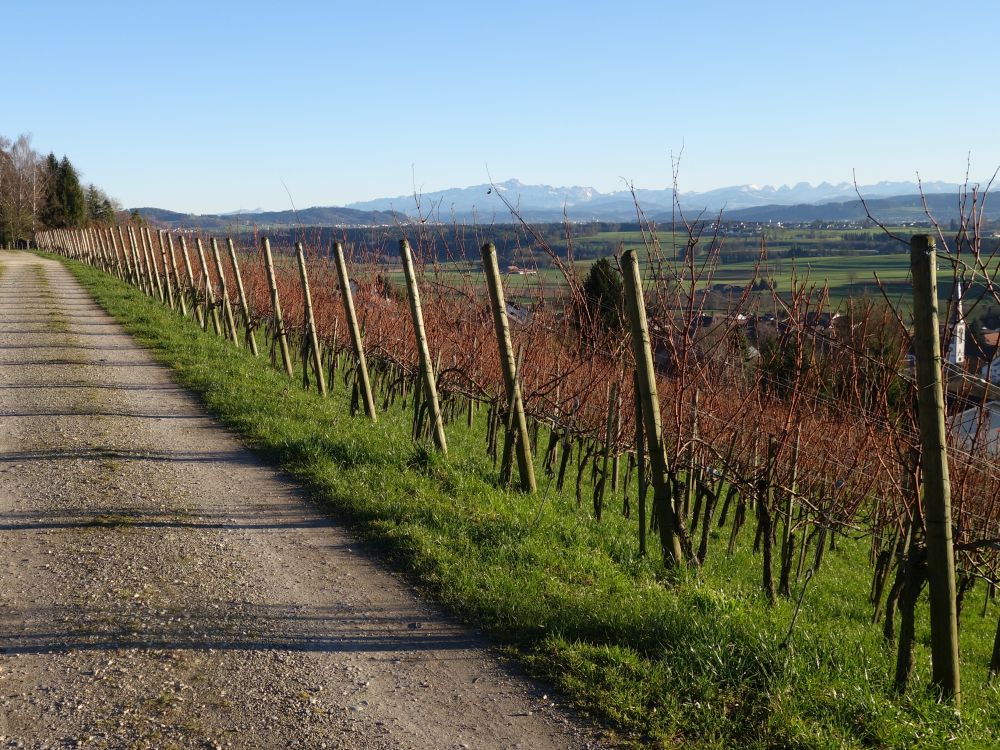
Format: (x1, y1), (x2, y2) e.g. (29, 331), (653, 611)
(35, 228), (962, 705)
(32, 225), (908, 587)
(37, 226), (689, 557)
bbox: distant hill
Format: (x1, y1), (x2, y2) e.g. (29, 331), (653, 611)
(132, 205), (401, 230)
(131, 178), (995, 228)
(699, 193), (1000, 224)
(343, 178), (965, 221)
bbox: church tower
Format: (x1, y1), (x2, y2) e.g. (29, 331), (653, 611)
(946, 280), (965, 366)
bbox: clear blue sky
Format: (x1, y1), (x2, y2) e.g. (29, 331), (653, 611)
(6, 1), (998, 214)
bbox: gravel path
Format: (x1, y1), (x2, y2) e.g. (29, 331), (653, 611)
(0, 252), (607, 750)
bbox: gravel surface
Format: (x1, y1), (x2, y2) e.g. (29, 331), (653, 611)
(0, 252), (608, 750)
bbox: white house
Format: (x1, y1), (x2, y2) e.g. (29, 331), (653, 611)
(945, 280), (965, 366)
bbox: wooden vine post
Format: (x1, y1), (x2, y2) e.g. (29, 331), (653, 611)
(90, 227), (103, 273)
(227, 238), (258, 356)
(116, 226), (134, 282)
(137, 227), (152, 294)
(130, 226), (152, 295)
(910, 233), (961, 707)
(262, 237), (295, 378)
(480, 242), (535, 492)
(89, 229), (103, 271)
(95, 228), (109, 273)
(165, 233), (188, 317)
(95, 229), (107, 272)
(333, 241), (377, 421)
(98, 229), (110, 270)
(128, 226), (143, 287)
(157, 230), (176, 310)
(76, 228), (87, 263)
(211, 238), (241, 346)
(88, 229), (101, 270)
(621, 248), (683, 566)
(142, 227), (165, 303)
(399, 239), (447, 454)
(195, 238), (222, 335)
(103, 229), (115, 274)
(295, 242), (326, 396)
(135, 226), (151, 293)
(107, 228), (125, 279)
(178, 236), (203, 327)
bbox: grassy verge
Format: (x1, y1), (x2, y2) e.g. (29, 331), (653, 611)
(56, 254), (1000, 749)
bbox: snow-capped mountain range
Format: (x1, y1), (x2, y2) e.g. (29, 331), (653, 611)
(142, 178), (978, 229)
(344, 178), (963, 220)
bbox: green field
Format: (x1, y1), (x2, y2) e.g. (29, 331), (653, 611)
(569, 226), (999, 306)
(397, 243), (1000, 315)
(57, 253), (1000, 749)
(567, 226), (916, 261)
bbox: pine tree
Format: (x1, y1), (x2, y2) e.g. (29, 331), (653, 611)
(97, 198), (116, 223)
(582, 257), (625, 331)
(40, 154), (86, 229)
(39, 154), (62, 228)
(86, 184), (102, 221)
(58, 157), (86, 228)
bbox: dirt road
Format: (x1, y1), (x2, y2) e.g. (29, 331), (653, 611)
(0, 252), (606, 749)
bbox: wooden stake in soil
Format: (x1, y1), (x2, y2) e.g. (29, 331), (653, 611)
(227, 238), (258, 356)
(98, 229), (112, 274)
(178, 236), (204, 327)
(115, 226), (134, 281)
(157, 230), (176, 310)
(104, 228), (121, 278)
(211, 238), (241, 346)
(481, 242), (534, 491)
(262, 237), (295, 378)
(90, 229), (105, 272)
(113, 227), (127, 279)
(295, 242), (326, 396)
(910, 233), (961, 707)
(333, 241), (376, 421)
(621, 248), (683, 566)
(88, 228), (103, 270)
(399, 239), (447, 453)
(195, 238), (223, 335)
(128, 226), (150, 295)
(165, 233), (188, 317)
(142, 227), (165, 303)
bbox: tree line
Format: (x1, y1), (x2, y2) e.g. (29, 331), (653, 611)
(0, 132), (119, 247)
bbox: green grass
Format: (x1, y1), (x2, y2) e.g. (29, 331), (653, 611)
(54, 253), (1000, 749)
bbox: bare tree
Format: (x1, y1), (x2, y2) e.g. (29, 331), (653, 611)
(0, 133), (44, 247)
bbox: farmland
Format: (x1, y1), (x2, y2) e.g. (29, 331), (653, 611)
(383, 241), (1000, 317)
